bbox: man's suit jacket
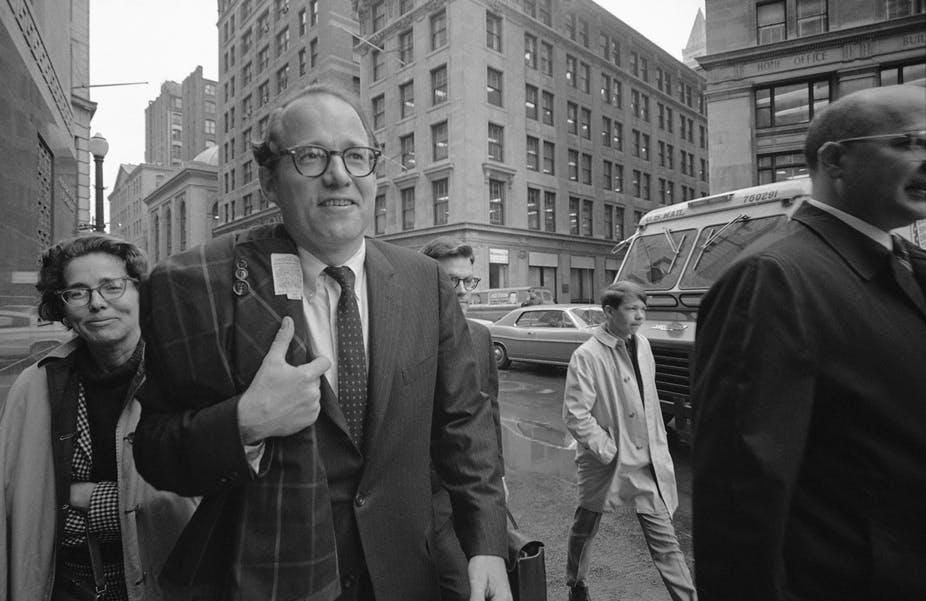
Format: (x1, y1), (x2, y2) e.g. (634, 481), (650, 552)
(134, 224), (507, 601)
(691, 203), (926, 601)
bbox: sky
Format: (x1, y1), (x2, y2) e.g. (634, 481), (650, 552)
(89, 0), (705, 219)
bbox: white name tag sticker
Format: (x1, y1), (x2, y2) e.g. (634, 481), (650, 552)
(271, 253), (303, 300)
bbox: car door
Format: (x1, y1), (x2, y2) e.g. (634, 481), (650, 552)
(502, 310), (541, 360)
(523, 309), (579, 364)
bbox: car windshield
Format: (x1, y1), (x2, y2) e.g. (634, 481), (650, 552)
(679, 215), (787, 289)
(617, 228), (696, 290)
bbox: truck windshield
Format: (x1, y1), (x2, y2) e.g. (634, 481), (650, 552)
(679, 215), (788, 289)
(618, 228), (696, 290)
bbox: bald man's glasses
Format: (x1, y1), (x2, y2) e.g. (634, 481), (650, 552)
(835, 130), (926, 153)
(280, 145), (381, 178)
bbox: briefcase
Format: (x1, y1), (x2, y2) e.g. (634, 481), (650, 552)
(506, 508), (547, 601)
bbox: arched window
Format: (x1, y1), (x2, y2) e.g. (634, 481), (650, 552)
(179, 200), (188, 251)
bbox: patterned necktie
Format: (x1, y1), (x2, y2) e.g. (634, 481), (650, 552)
(324, 265), (368, 445)
(892, 234), (913, 273)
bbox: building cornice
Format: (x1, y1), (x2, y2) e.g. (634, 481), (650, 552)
(698, 16), (925, 69)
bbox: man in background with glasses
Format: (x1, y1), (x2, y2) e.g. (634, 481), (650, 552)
(134, 84), (509, 601)
(692, 85), (926, 600)
(420, 237), (503, 601)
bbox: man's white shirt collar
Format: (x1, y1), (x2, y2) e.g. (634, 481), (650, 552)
(806, 198), (892, 250)
(297, 241), (367, 299)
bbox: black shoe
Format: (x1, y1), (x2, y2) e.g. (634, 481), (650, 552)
(568, 583), (590, 601)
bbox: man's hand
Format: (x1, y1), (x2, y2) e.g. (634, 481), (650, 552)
(468, 555), (511, 601)
(69, 482), (96, 510)
(238, 316), (331, 443)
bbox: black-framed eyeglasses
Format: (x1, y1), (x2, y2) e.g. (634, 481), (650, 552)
(835, 130), (926, 152)
(450, 276), (480, 291)
(279, 145), (382, 178)
(57, 277), (138, 307)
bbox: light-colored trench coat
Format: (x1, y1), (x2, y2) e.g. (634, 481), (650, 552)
(0, 339), (198, 601)
(563, 326), (678, 514)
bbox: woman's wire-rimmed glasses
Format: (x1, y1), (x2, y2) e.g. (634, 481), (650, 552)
(57, 277), (138, 307)
(279, 145), (382, 178)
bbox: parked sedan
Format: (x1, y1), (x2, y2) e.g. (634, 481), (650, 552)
(488, 304), (606, 369)
(0, 309), (72, 361)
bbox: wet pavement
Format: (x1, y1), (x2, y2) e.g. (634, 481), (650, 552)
(498, 361), (695, 600)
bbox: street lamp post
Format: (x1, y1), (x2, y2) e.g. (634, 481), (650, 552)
(88, 133), (109, 232)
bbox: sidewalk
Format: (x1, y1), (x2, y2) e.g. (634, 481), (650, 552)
(502, 423), (695, 601)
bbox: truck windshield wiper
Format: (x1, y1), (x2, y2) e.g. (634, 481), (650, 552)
(691, 214), (749, 271)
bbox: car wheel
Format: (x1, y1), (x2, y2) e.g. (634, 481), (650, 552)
(493, 342), (511, 369)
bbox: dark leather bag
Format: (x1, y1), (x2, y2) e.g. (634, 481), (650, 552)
(505, 508), (547, 601)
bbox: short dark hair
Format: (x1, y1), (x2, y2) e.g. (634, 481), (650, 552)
(600, 281), (647, 310)
(805, 85), (923, 172)
(252, 82), (379, 169)
(419, 237), (475, 264)
(36, 234), (147, 323)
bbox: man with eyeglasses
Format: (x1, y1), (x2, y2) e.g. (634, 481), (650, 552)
(692, 85), (926, 600)
(420, 237), (503, 601)
(133, 84), (510, 601)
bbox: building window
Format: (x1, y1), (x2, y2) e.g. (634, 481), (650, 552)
(525, 33), (537, 69)
(276, 28), (290, 56)
(567, 102), (578, 135)
(258, 81), (269, 106)
(372, 94), (385, 130)
(880, 61), (926, 86)
(632, 169), (641, 197)
(432, 121), (449, 161)
(566, 55), (576, 87)
(527, 187), (541, 230)
(400, 80), (415, 118)
(581, 199), (593, 236)
(205, 119), (216, 134)
(488, 123), (504, 161)
(258, 45), (270, 70)
(372, 49), (384, 81)
(526, 135), (539, 171)
(757, 1), (786, 44)
(758, 151), (807, 183)
(431, 10), (447, 49)
(568, 149), (579, 181)
(580, 107), (591, 139)
(581, 153), (592, 185)
(374, 194), (386, 234)
(371, 1), (385, 32)
(402, 187), (415, 230)
(431, 65), (448, 104)
(797, 0), (827, 36)
(541, 91), (554, 125)
(642, 173), (651, 201)
(543, 191), (556, 231)
(609, 205), (625, 240)
(298, 48), (307, 75)
(543, 141), (555, 175)
(433, 178), (449, 225)
(487, 68), (503, 106)
(601, 116), (612, 147)
(632, 129), (641, 158)
(578, 62), (589, 93)
(578, 18), (589, 47)
(538, 0), (552, 25)
(602, 160), (612, 190)
(399, 29), (414, 64)
(641, 133), (650, 161)
(755, 79), (830, 128)
(400, 134), (416, 169)
(486, 11), (502, 51)
(310, 38), (317, 67)
(885, 0), (926, 17)
(489, 179), (505, 225)
(243, 160), (253, 184)
(613, 121), (623, 151)
(569, 197), (580, 234)
(525, 84), (538, 120)
(276, 64), (289, 93)
(540, 41), (553, 76)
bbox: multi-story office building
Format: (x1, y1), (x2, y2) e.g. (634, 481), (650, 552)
(212, 0), (360, 235)
(108, 162), (176, 254)
(144, 66), (218, 167)
(354, 0), (709, 302)
(144, 146), (219, 264)
(1, 0), (94, 306)
(699, 0), (925, 193)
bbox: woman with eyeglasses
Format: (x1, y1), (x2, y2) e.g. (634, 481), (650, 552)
(0, 235), (197, 601)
